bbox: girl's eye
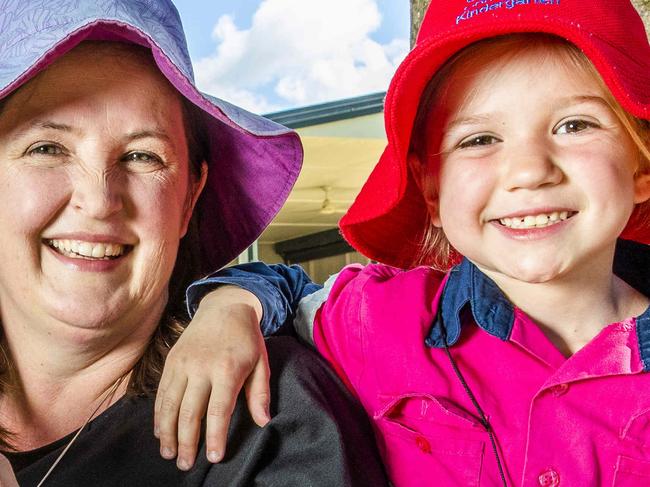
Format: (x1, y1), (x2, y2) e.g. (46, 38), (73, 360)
(554, 119), (599, 135)
(28, 143), (64, 156)
(457, 134), (500, 149)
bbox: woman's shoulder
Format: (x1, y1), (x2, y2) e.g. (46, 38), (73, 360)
(225, 336), (389, 487)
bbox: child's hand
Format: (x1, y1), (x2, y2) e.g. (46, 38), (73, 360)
(154, 286), (270, 470)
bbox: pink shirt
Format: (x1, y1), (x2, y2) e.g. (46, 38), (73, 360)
(310, 260), (650, 486)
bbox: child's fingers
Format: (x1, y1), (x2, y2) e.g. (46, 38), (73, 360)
(176, 378), (211, 471)
(157, 373), (188, 461)
(244, 351), (271, 427)
(154, 367), (175, 437)
(204, 373), (247, 463)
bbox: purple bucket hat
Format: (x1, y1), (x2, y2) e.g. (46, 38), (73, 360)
(0, 0), (303, 270)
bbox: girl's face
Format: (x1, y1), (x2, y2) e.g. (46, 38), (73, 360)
(428, 47), (650, 286)
(0, 43), (204, 343)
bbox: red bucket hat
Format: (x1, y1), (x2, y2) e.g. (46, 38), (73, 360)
(339, 0), (650, 269)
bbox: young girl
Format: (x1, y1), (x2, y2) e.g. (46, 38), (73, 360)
(158, 0), (650, 484)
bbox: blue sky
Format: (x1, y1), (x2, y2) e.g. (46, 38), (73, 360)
(173, 0), (410, 113)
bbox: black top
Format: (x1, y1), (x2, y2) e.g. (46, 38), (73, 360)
(6, 337), (388, 486)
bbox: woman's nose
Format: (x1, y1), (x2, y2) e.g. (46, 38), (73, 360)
(500, 140), (563, 191)
(69, 169), (124, 220)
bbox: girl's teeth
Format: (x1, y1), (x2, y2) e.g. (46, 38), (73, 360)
(499, 211), (572, 229)
(48, 240), (126, 259)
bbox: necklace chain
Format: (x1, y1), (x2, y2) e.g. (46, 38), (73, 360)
(36, 375), (126, 486)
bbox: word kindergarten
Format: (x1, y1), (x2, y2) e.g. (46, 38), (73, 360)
(456, 0), (561, 25)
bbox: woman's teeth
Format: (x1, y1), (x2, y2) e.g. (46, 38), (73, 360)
(48, 239), (126, 259)
(499, 211), (572, 229)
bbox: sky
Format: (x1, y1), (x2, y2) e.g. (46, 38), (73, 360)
(173, 0), (410, 114)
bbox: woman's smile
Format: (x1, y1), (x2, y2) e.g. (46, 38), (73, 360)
(43, 235), (134, 272)
(47, 240), (128, 260)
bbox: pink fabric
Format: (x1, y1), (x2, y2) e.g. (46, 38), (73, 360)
(312, 264), (650, 486)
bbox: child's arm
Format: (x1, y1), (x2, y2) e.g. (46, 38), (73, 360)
(154, 263), (322, 470)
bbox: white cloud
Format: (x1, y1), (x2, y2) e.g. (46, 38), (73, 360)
(194, 0), (408, 114)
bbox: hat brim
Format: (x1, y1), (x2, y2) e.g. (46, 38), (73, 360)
(0, 15), (302, 271)
(341, 14), (650, 268)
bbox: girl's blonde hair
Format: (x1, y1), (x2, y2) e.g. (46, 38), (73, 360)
(409, 34), (650, 270)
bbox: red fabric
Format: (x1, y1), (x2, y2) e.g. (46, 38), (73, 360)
(340, 0), (650, 268)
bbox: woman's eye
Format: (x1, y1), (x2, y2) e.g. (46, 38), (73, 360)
(122, 152), (163, 165)
(28, 143), (64, 156)
(457, 134), (500, 149)
(555, 119), (598, 134)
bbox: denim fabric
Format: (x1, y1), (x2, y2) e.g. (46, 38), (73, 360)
(186, 262), (321, 336)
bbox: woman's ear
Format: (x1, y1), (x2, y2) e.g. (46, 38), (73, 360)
(408, 152), (442, 228)
(181, 161), (208, 236)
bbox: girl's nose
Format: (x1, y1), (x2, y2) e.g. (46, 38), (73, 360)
(501, 141), (563, 191)
(69, 170), (124, 220)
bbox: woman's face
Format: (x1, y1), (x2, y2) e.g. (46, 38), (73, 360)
(0, 44), (203, 340)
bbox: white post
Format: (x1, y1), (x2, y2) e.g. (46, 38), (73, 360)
(238, 240), (259, 264)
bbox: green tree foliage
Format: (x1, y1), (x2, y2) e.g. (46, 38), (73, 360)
(634, 0), (650, 31)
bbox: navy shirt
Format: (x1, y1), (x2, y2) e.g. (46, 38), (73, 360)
(6, 338), (388, 486)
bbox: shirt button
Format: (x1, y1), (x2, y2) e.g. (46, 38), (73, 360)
(538, 468), (560, 486)
(550, 383), (569, 396)
(415, 435), (431, 454)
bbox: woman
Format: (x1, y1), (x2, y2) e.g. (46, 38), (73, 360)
(0, 1), (387, 485)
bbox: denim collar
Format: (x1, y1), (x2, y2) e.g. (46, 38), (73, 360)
(425, 239), (650, 371)
(425, 258), (514, 348)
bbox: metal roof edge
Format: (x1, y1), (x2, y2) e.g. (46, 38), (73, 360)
(264, 92), (385, 129)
